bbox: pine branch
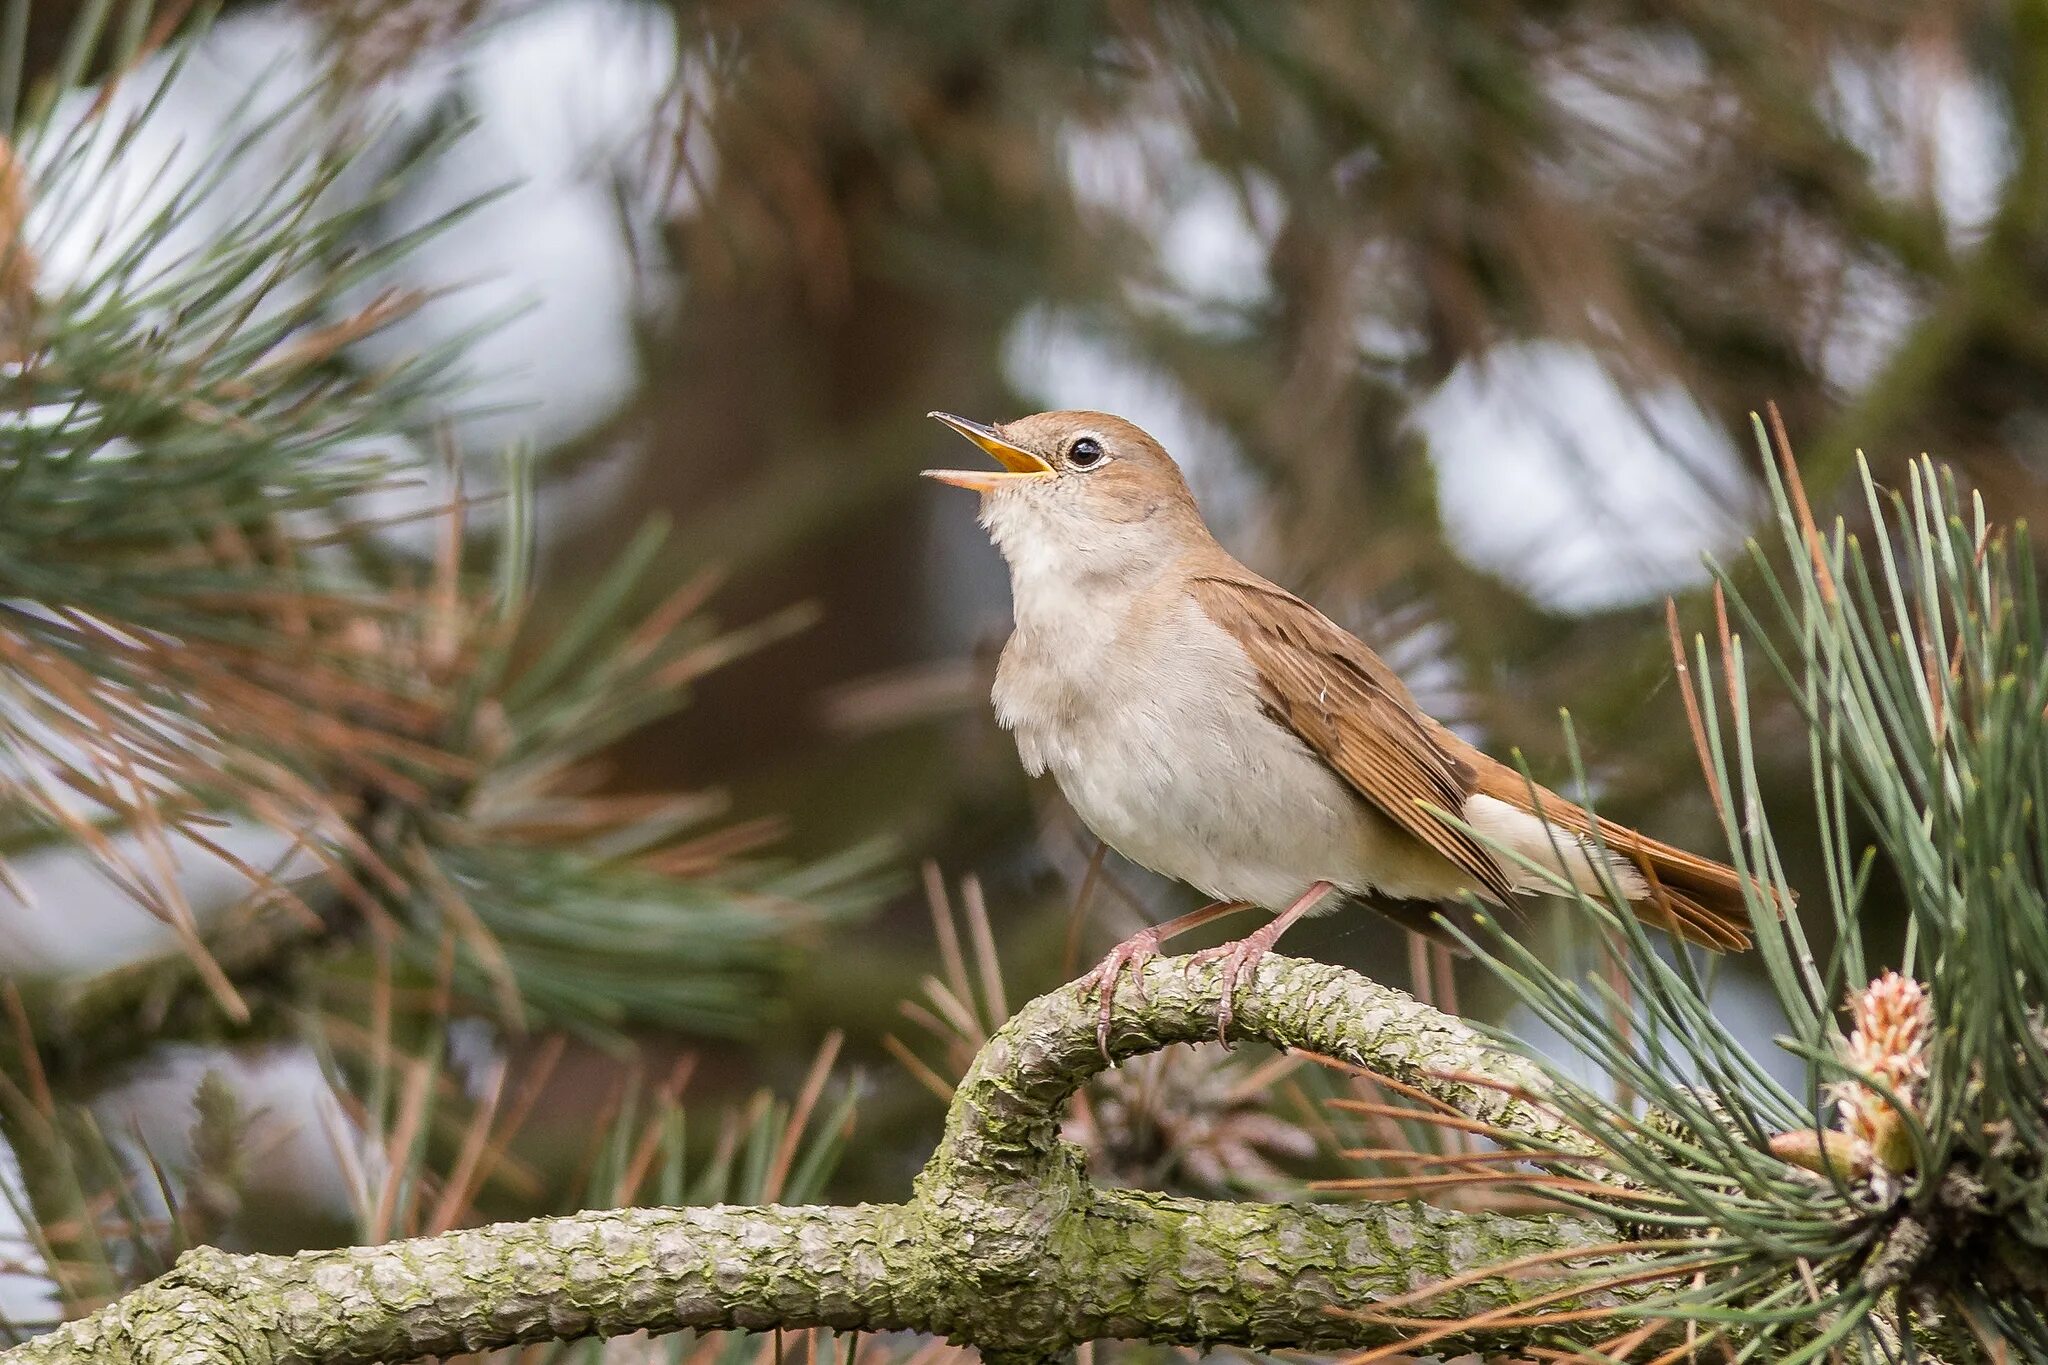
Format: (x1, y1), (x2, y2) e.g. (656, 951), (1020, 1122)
(0, 955), (1666, 1364)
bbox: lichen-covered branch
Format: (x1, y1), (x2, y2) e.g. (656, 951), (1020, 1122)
(2, 954), (1654, 1364)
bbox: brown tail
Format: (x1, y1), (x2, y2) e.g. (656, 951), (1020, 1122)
(1465, 753), (1759, 951)
(1581, 811), (1756, 951)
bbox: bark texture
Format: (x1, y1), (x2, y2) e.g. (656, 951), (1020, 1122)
(2, 954), (1650, 1364)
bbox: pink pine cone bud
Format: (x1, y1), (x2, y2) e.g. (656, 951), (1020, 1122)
(1828, 969), (1932, 1168)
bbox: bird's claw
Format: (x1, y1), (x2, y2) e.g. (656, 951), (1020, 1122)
(1187, 936), (1275, 1045)
(1077, 930), (1163, 1060)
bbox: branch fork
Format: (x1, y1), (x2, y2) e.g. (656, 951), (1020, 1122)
(4, 956), (1647, 1365)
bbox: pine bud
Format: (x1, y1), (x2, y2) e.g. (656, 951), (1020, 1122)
(1828, 970), (1932, 1173)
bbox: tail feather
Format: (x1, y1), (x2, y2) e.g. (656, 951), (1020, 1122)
(1610, 851), (1755, 951)
(1527, 792), (1756, 951)
(1458, 752), (1759, 952)
(1421, 717), (1769, 951)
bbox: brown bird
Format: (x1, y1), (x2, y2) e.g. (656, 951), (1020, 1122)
(924, 410), (1752, 1047)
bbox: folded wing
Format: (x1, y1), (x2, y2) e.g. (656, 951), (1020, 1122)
(1190, 567), (1754, 951)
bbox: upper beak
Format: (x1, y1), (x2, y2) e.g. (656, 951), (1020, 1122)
(922, 412), (1055, 492)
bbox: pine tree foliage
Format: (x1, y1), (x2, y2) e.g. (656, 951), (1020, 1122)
(0, 7), (882, 1341)
(1373, 416), (2048, 1360)
(0, 0), (872, 1051)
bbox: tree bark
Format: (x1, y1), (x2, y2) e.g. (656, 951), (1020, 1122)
(1, 954), (1657, 1364)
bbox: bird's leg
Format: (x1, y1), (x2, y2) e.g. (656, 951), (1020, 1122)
(1078, 899), (1255, 1058)
(1189, 880), (1337, 1043)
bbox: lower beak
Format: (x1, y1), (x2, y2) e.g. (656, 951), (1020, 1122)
(923, 412), (1054, 491)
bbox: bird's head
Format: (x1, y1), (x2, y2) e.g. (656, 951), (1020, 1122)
(923, 409), (1209, 582)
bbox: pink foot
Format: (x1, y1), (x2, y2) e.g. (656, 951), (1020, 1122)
(1187, 927), (1282, 1043)
(1185, 881), (1335, 1043)
(1076, 926), (1168, 1059)
(1074, 899), (1257, 1059)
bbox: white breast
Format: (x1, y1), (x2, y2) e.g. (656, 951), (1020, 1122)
(991, 574), (1474, 911)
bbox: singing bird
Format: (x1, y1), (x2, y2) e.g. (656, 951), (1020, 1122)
(923, 410), (1752, 1047)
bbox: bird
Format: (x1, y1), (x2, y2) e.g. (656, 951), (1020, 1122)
(922, 408), (1755, 1050)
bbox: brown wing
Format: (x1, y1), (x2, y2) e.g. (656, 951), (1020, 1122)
(1189, 571), (1520, 906)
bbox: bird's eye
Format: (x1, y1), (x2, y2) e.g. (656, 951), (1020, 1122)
(1067, 437), (1105, 469)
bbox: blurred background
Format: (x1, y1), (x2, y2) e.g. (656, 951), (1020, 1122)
(3, 0), (2043, 1354)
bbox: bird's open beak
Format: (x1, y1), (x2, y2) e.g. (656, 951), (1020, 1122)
(922, 412), (1054, 491)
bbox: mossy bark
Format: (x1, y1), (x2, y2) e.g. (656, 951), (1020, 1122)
(1, 954), (1656, 1364)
